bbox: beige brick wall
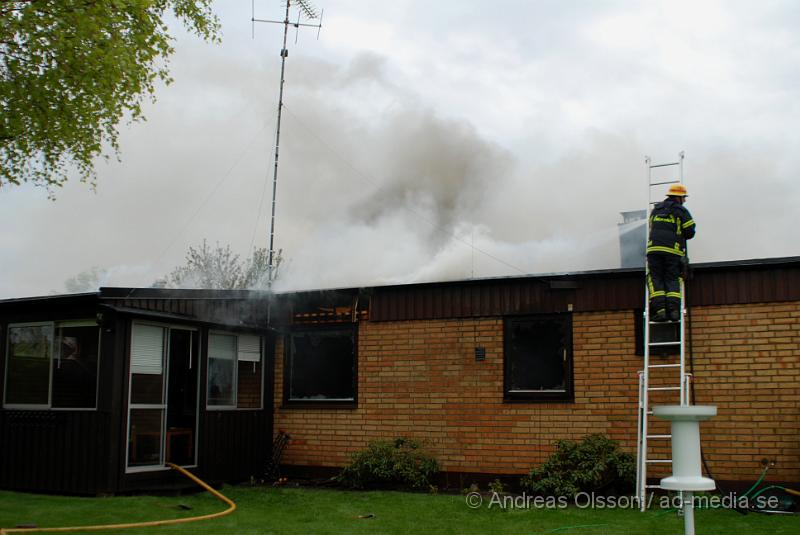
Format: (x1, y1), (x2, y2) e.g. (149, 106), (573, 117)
(273, 301), (800, 481)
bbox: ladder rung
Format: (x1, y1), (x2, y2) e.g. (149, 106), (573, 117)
(647, 434), (671, 439)
(645, 484), (663, 489)
(650, 179), (681, 186)
(648, 363), (681, 368)
(648, 386), (681, 391)
(650, 162), (680, 168)
(649, 341), (680, 347)
(646, 459), (672, 463)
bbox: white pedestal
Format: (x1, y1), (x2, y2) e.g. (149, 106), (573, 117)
(653, 405), (717, 535)
(653, 405), (716, 491)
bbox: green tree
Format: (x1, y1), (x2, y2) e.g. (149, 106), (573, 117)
(154, 240), (281, 290)
(0, 0), (220, 194)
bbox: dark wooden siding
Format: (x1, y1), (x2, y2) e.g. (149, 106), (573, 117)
(0, 411), (111, 494)
(1, 295), (273, 494)
(200, 410), (272, 482)
(102, 296), (269, 328)
(687, 264), (800, 306)
(197, 329), (274, 483)
(117, 324), (274, 491)
(369, 274), (642, 321)
(0, 296), (115, 495)
(369, 259), (800, 322)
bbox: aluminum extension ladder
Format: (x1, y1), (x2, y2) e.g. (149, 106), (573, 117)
(635, 152), (692, 511)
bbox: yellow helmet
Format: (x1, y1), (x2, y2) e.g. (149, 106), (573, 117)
(667, 184), (688, 197)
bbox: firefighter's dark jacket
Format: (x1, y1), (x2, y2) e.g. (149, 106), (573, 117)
(647, 198), (696, 256)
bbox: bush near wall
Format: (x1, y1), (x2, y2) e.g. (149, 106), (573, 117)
(337, 438), (439, 490)
(521, 434), (635, 497)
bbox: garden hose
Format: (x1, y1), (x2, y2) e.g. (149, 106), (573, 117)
(749, 485), (800, 501)
(741, 464), (770, 499)
(0, 463), (236, 534)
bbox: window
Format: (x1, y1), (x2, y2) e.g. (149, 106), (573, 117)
(52, 323), (101, 408)
(634, 308), (645, 356)
(504, 314), (572, 402)
(4, 321), (100, 409)
(128, 323), (166, 468)
(207, 332), (263, 409)
(286, 327), (356, 405)
(127, 323), (199, 470)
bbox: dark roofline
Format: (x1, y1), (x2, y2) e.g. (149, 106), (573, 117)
(99, 304), (272, 332)
(0, 291), (98, 306)
(2, 256), (799, 305)
(272, 255), (800, 298)
(98, 287), (271, 300)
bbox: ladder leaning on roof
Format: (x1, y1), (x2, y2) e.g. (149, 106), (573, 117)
(635, 152), (692, 511)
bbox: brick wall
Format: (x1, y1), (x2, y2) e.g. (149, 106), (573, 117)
(689, 302), (800, 480)
(273, 301), (800, 482)
(237, 361), (262, 409)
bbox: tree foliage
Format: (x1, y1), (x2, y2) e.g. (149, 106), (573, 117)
(0, 0), (220, 193)
(154, 240), (280, 290)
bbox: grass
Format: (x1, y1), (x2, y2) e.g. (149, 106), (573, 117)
(1, 486), (799, 534)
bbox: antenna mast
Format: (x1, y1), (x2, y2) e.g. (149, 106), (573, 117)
(252, 0), (323, 289)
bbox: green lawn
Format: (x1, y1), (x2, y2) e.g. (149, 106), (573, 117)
(0, 486), (798, 534)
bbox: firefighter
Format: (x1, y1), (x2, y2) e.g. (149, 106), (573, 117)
(646, 183), (696, 322)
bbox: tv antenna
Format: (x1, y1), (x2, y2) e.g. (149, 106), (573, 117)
(252, 0), (323, 288)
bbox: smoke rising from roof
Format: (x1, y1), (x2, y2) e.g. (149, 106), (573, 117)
(1, 1), (799, 298)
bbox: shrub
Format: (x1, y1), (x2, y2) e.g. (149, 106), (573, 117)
(520, 434), (635, 497)
(337, 438), (438, 490)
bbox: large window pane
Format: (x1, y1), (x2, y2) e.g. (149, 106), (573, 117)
(128, 409), (163, 467)
(5, 324), (52, 405)
(508, 321), (564, 391)
(52, 325), (99, 408)
(289, 328), (355, 401)
(504, 315), (572, 401)
(208, 334), (235, 406)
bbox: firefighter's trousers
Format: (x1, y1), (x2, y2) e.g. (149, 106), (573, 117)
(647, 253), (683, 318)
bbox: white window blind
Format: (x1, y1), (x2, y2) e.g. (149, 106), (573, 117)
(209, 333), (236, 360)
(237, 335), (261, 362)
(131, 324), (164, 375)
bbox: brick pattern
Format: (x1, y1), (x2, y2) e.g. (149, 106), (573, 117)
(273, 302), (800, 482)
(237, 361), (262, 409)
(689, 303), (800, 480)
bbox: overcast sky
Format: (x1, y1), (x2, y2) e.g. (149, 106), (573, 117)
(1, 0), (798, 298)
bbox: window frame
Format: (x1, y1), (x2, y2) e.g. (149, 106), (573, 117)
(125, 320), (202, 473)
(205, 330), (264, 411)
(3, 320), (101, 411)
(283, 324), (358, 409)
(503, 313), (574, 403)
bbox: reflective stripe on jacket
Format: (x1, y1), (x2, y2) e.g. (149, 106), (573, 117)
(646, 198), (696, 256)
